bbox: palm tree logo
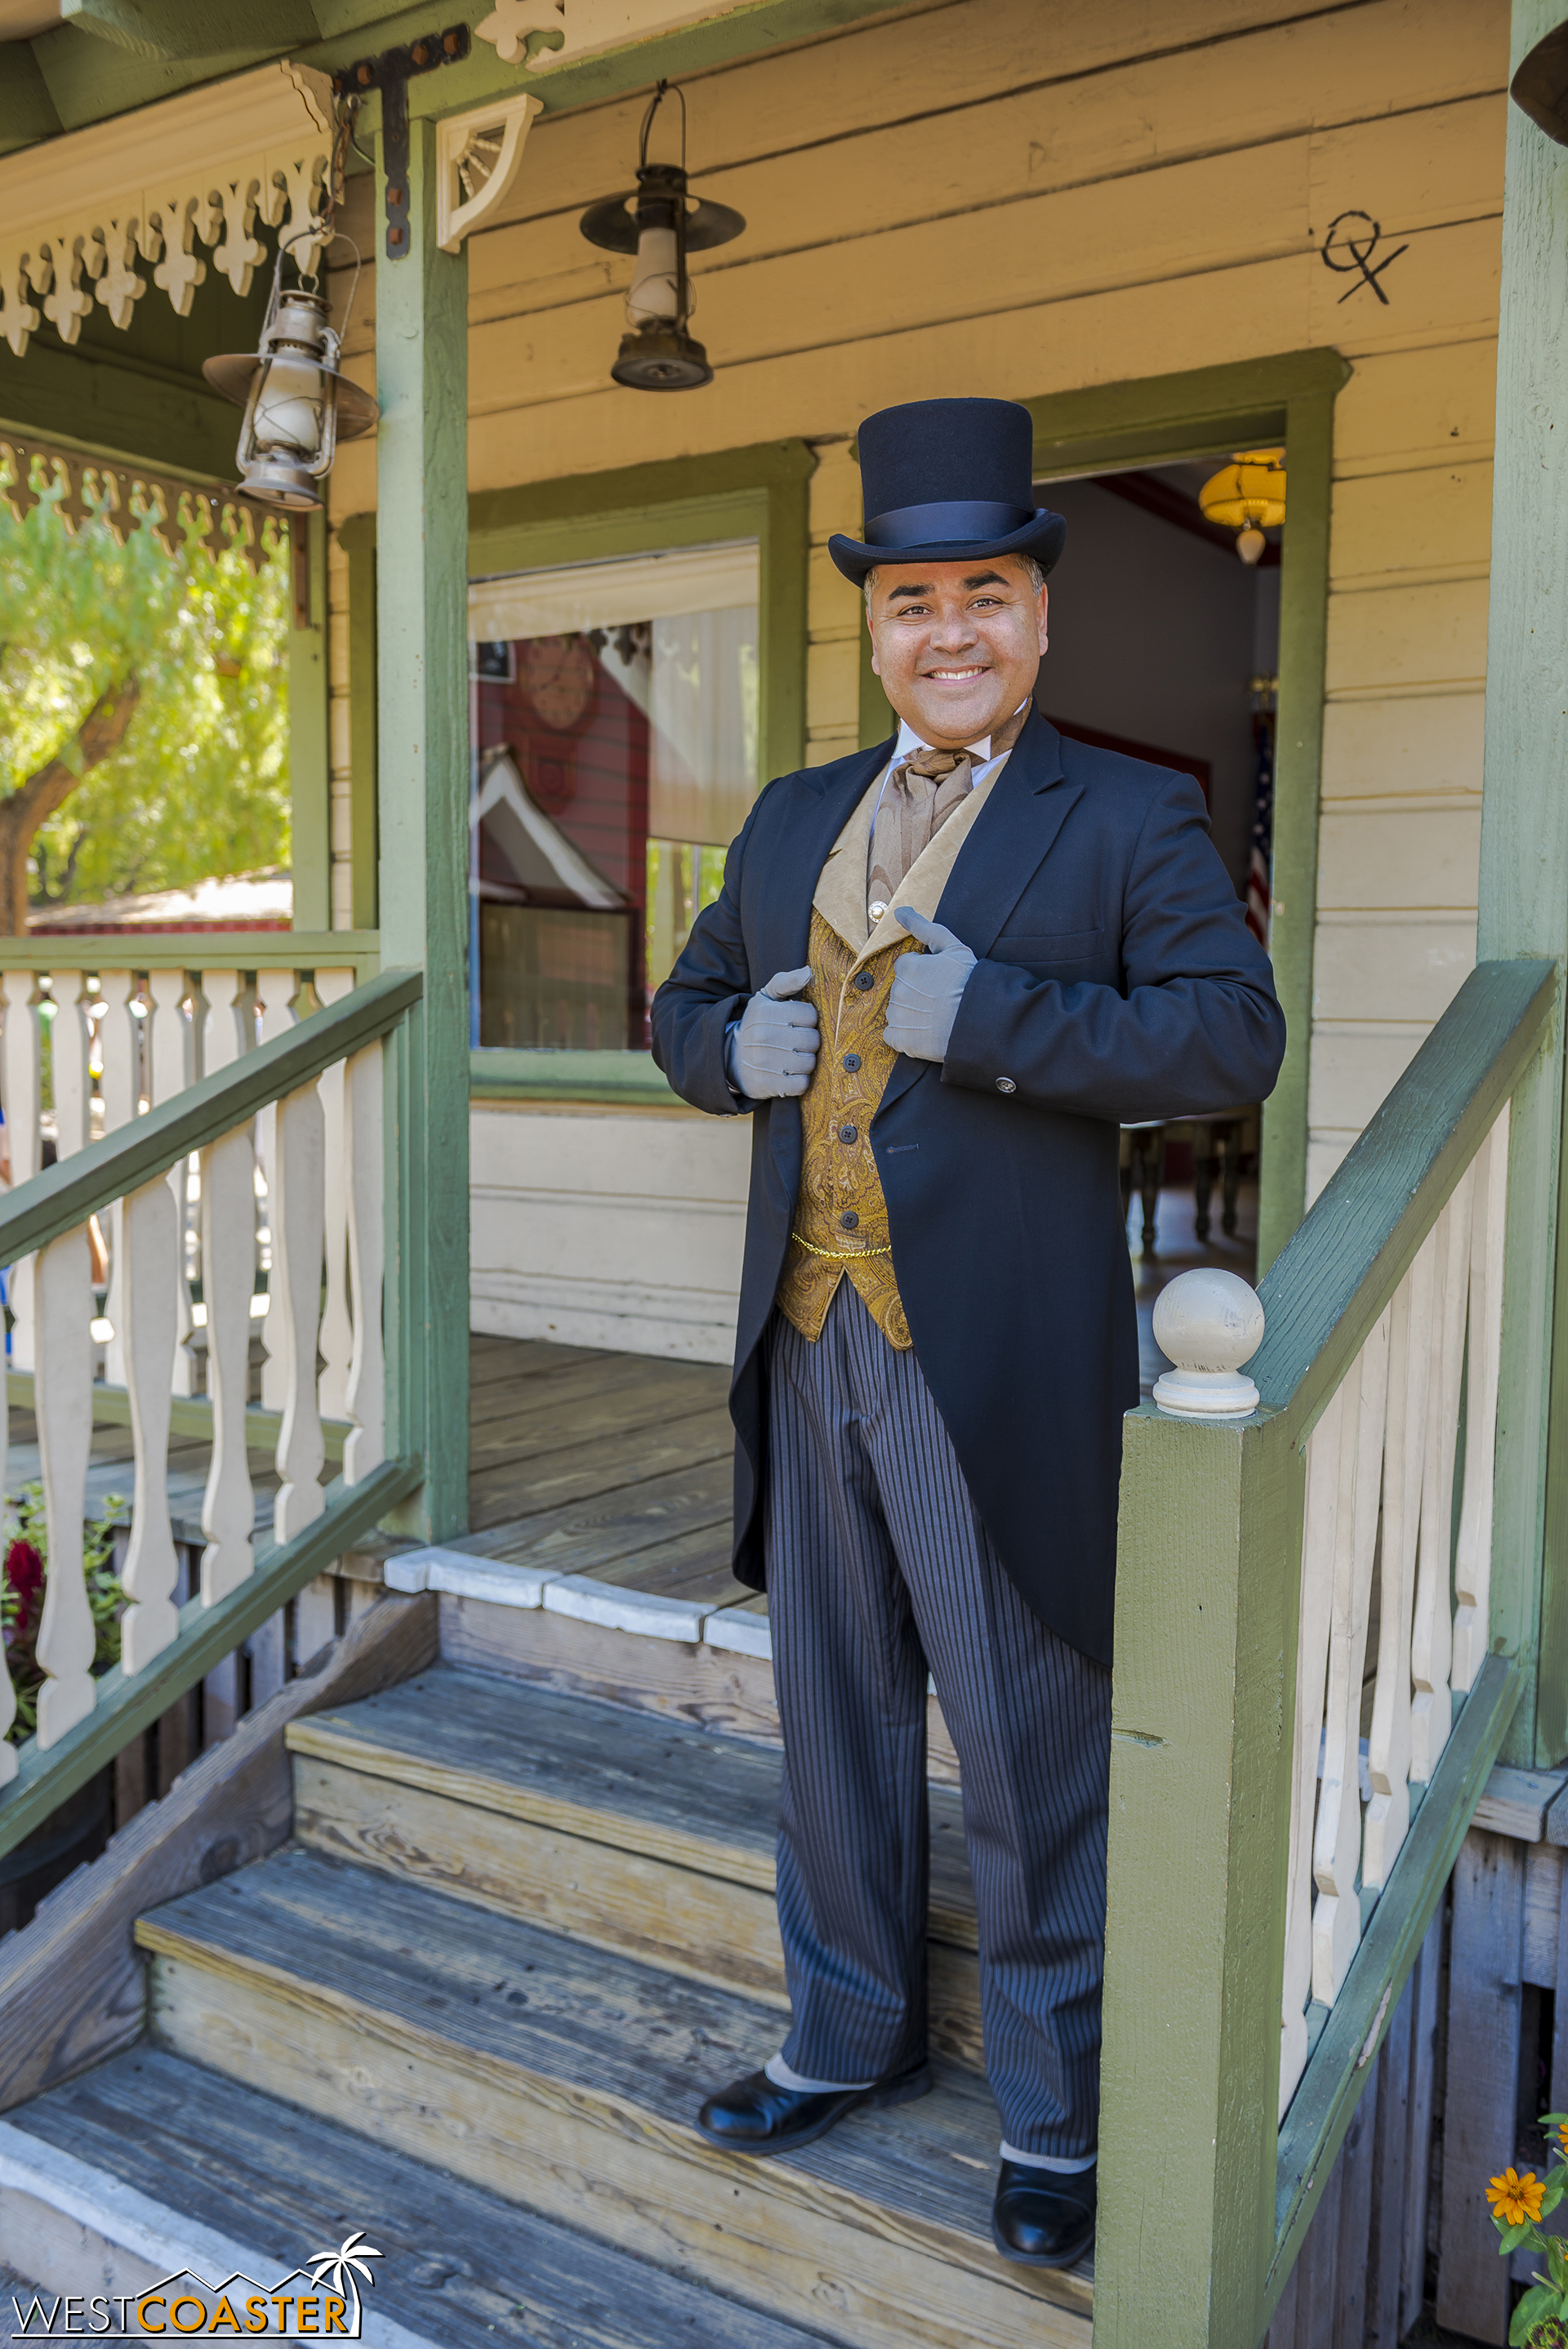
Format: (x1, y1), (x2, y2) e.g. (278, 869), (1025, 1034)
(305, 2232), (384, 2332)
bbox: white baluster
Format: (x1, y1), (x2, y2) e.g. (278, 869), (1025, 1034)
(1281, 1383), (1341, 2117)
(1, 969), (40, 1372)
(255, 969), (297, 1414)
(118, 1174), (180, 1674)
(343, 1040), (385, 1483)
(1412, 1172), (1475, 1781)
(1311, 1310), (1390, 2007)
(148, 971), (198, 1397)
(314, 969), (354, 1422)
(50, 971), (89, 1159)
(198, 971), (254, 1607)
(96, 969), (138, 1388)
(32, 1227), (96, 1746)
(1454, 1108), (1512, 1692)
(273, 1080), (326, 1541)
(1363, 1228), (1437, 1889)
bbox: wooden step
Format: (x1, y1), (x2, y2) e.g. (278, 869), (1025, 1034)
(287, 1665), (983, 2068)
(136, 1848), (1091, 2349)
(0, 2043), (829, 2349)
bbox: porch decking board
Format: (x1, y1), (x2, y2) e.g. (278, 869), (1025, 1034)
(466, 1406), (737, 1528)
(137, 1846), (1091, 2347)
(5, 2046), (832, 2349)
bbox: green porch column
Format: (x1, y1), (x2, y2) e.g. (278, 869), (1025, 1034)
(1478, 1), (1568, 1764)
(288, 512), (330, 933)
(373, 114), (471, 1538)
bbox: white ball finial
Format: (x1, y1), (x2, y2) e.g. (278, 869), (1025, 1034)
(1151, 1268), (1265, 1419)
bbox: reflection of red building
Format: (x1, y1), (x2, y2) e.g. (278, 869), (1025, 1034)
(473, 631), (652, 1048)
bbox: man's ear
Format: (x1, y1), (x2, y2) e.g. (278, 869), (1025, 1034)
(1036, 582), (1049, 657)
(866, 600), (881, 679)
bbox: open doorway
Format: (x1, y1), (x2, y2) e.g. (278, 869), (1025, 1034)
(1036, 458), (1281, 1391)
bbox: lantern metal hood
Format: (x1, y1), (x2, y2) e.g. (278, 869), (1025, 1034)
(579, 81), (745, 390)
(203, 244), (378, 511)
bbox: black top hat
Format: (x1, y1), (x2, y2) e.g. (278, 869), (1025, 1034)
(829, 398), (1067, 586)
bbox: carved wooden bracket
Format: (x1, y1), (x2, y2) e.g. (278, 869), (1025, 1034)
(0, 434), (279, 570)
(436, 94), (543, 253)
(0, 60), (336, 363)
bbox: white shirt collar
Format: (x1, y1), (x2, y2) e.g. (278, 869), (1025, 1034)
(890, 699), (1031, 783)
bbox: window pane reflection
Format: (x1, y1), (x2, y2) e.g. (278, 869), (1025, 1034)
(469, 543), (760, 1051)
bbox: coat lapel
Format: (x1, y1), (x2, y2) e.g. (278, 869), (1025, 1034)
(933, 711), (1082, 956)
(876, 712), (1085, 1119)
(758, 738), (893, 978)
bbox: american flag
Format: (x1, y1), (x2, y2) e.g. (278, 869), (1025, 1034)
(1246, 704), (1275, 947)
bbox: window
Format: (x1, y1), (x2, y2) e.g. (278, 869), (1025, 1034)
(468, 541), (760, 1051)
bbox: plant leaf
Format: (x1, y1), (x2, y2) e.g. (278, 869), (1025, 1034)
(1511, 2283), (1557, 2343)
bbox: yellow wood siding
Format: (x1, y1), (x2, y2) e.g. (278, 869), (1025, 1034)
(328, 0), (1509, 1211)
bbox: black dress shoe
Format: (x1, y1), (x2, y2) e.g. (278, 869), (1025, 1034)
(991, 2159), (1097, 2267)
(697, 2061), (931, 2157)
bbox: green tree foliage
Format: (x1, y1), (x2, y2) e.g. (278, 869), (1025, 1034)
(0, 485), (290, 924)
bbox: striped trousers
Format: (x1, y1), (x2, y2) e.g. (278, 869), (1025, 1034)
(765, 1284), (1111, 2162)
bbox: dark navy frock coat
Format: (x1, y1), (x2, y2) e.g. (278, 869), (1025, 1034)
(650, 709), (1287, 1668)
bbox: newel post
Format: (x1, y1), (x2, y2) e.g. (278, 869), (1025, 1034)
(1096, 1273), (1302, 2348)
(373, 113), (472, 1538)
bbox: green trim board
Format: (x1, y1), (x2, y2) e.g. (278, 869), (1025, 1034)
(0, 1454), (421, 1862)
(0, 933), (381, 973)
(339, 515), (381, 934)
(1267, 1653), (1521, 2316)
(289, 512), (331, 934)
(470, 1048), (681, 1105)
(1022, 350), (1348, 1279)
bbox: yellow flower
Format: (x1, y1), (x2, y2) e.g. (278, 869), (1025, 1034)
(1488, 2168), (1546, 2226)
(1559, 2122), (1568, 2160)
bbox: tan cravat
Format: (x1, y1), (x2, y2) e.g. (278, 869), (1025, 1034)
(867, 703), (1028, 916)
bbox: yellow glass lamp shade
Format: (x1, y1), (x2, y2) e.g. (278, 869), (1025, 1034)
(1200, 448), (1286, 564)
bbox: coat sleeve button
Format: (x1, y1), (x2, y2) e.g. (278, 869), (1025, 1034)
(996, 1076), (1017, 1094)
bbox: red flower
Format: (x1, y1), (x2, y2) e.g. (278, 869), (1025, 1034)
(4, 1538), (44, 1635)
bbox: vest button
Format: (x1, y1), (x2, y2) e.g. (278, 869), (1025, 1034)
(843, 1052), (862, 1072)
(840, 1210), (860, 1230)
(996, 1076), (1018, 1094)
(839, 1123), (858, 1144)
(853, 969), (875, 992)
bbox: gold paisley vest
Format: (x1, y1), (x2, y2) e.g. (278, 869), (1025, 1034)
(773, 748), (1013, 1350)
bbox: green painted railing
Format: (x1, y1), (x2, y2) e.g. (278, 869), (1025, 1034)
(0, 967), (425, 1861)
(1096, 958), (1557, 2349)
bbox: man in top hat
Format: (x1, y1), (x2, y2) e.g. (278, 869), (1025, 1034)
(651, 398), (1285, 2267)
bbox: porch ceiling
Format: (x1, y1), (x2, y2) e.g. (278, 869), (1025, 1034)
(1, 0), (918, 152)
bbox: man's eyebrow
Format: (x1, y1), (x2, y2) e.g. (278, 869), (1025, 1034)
(960, 570), (1008, 590)
(884, 579), (933, 603)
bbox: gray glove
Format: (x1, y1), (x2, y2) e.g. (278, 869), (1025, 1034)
(884, 908), (978, 1062)
(728, 966), (820, 1099)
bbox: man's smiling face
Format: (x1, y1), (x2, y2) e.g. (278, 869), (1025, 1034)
(866, 554), (1049, 749)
